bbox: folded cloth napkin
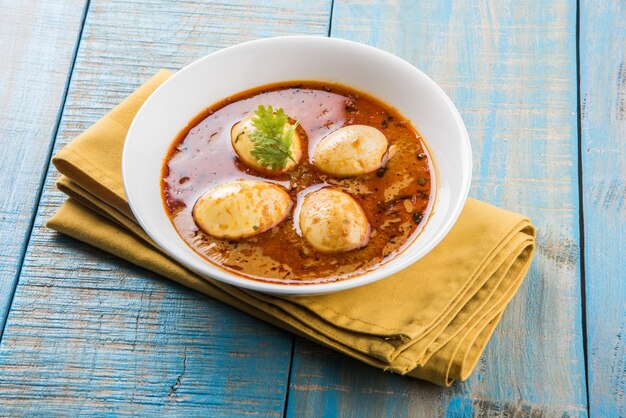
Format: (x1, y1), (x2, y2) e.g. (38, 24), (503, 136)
(47, 70), (535, 387)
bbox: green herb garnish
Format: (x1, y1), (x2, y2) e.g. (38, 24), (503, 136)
(249, 105), (297, 170)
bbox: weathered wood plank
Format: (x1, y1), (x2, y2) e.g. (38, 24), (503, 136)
(580, 2), (626, 417)
(0, 0), (331, 415)
(0, 0), (87, 333)
(286, 1), (588, 416)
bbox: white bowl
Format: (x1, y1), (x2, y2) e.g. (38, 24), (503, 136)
(123, 36), (471, 295)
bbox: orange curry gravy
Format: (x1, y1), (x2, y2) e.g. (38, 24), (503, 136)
(162, 82), (433, 284)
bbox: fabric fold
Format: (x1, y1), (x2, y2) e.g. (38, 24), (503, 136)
(47, 71), (535, 387)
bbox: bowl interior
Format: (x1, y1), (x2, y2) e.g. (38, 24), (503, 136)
(123, 36), (471, 295)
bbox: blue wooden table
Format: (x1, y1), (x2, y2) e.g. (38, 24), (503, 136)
(0, 0), (624, 416)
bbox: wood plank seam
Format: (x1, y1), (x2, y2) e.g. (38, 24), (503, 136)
(575, 0), (591, 416)
(0, 0), (92, 338)
(580, 1), (626, 416)
(0, 0), (92, 344)
(327, 0), (335, 37)
(281, 336), (296, 418)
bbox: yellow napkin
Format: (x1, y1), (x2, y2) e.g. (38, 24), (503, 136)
(47, 71), (535, 387)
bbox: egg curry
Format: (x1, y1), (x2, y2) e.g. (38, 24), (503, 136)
(162, 82), (433, 284)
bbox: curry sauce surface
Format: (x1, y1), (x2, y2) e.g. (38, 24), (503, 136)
(162, 82), (433, 284)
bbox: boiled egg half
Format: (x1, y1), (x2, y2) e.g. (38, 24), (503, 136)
(299, 188), (370, 252)
(313, 125), (391, 177)
(193, 179), (292, 240)
(231, 114), (303, 174)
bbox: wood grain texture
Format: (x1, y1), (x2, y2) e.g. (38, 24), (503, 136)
(0, 0), (330, 415)
(0, 0), (87, 333)
(580, 1), (626, 417)
(286, 1), (588, 416)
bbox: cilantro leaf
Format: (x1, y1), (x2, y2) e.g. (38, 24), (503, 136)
(249, 105), (297, 170)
